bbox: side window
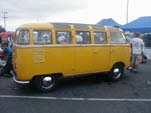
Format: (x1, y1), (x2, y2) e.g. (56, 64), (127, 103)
(76, 31), (91, 44)
(56, 31), (71, 44)
(94, 32), (107, 44)
(33, 30), (52, 45)
(18, 30), (30, 45)
(110, 32), (127, 44)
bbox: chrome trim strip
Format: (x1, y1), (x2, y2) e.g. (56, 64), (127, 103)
(11, 71), (30, 84)
(14, 44), (130, 48)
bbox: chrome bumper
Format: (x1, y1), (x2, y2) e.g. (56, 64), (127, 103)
(11, 71), (30, 84)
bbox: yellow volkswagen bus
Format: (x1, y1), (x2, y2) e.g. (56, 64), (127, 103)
(12, 23), (130, 92)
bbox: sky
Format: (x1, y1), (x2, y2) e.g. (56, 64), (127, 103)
(0, 0), (151, 31)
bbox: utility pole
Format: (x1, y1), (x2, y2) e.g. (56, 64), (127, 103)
(126, 0), (129, 24)
(2, 11), (8, 30)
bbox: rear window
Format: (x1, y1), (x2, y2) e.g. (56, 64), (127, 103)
(110, 32), (127, 44)
(18, 30), (30, 45)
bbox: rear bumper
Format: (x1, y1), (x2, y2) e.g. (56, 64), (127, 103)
(11, 71), (30, 84)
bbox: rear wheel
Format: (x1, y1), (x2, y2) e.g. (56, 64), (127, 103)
(108, 64), (124, 81)
(33, 75), (58, 92)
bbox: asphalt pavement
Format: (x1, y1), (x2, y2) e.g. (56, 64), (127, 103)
(0, 61), (151, 113)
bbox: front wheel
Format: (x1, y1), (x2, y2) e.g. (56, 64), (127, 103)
(33, 75), (58, 92)
(107, 64), (124, 81)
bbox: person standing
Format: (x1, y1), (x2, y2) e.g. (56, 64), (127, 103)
(3, 43), (12, 62)
(0, 42), (12, 76)
(129, 33), (145, 72)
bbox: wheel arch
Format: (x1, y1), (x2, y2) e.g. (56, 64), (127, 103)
(114, 62), (125, 67)
(111, 62), (125, 70)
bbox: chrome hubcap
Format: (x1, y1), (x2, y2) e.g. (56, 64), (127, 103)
(114, 68), (119, 73)
(42, 76), (53, 87)
(113, 68), (121, 78)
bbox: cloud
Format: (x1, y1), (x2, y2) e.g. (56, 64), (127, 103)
(0, 0), (88, 30)
(0, 0), (87, 19)
(1, 0), (151, 31)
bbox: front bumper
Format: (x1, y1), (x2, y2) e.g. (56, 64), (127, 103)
(11, 71), (30, 84)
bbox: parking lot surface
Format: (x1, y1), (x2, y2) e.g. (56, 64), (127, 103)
(0, 61), (151, 113)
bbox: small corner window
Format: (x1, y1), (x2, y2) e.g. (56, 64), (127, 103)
(76, 31), (91, 44)
(18, 30), (30, 45)
(33, 30), (52, 45)
(56, 31), (71, 44)
(94, 32), (107, 44)
(110, 32), (127, 44)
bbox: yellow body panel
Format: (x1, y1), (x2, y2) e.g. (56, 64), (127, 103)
(13, 23), (130, 81)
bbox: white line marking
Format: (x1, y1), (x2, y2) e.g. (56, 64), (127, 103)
(0, 95), (151, 102)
